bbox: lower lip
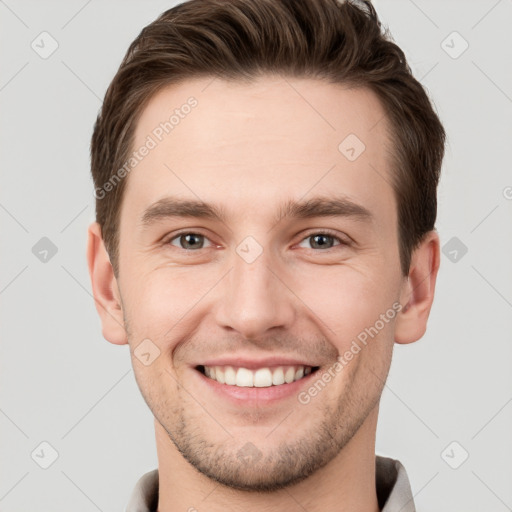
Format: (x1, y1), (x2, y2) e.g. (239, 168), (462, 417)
(194, 368), (319, 405)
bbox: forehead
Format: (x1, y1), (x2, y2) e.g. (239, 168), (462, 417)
(123, 75), (395, 228)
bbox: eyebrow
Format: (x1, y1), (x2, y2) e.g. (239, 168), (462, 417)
(139, 195), (373, 227)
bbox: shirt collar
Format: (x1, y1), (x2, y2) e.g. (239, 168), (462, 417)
(125, 455), (415, 512)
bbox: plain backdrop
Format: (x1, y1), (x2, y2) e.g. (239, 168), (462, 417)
(1, 1), (511, 510)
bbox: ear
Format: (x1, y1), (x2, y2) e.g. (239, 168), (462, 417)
(394, 230), (440, 344)
(86, 222), (127, 345)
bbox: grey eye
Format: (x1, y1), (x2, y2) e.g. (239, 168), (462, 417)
(169, 233), (211, 250)
(298, 233), (342, 250)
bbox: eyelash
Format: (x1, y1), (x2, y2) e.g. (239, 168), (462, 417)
(163, 229), (351, 252)
(296, 229), (350, 250)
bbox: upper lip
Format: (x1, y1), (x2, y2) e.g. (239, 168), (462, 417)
(195, 356), (321, 370)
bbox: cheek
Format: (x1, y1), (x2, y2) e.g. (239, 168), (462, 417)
(292, 265), (399, 343)
(123, 268), (204, 340)
(131, 358), (184, 425)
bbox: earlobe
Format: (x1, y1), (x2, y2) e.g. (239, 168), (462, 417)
(86, 222), (128, 345)
(394, 231), (440, 345)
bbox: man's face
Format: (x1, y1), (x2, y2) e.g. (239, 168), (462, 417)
(115, 76), (405, 490)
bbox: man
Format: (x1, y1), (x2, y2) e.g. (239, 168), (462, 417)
(87, 0), (445, 510)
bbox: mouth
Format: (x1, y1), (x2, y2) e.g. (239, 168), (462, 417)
(196, 364), (320, 388)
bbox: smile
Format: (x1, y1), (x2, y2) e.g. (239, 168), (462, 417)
(197, 365), (320, 388)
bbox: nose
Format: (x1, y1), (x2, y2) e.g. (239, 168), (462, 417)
(214, 244), (296, 340)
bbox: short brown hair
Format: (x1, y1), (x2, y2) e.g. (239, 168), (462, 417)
(90, 0), (445, 277)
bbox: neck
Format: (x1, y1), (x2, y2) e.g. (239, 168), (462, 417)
(155, 405), (381, 512)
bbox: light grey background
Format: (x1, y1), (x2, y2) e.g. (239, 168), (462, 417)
(1, 0), (511, 510)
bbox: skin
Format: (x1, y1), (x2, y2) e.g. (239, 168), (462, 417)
(87, 75), (440, 512)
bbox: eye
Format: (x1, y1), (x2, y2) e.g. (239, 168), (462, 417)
(167, 232), (213, 250)
(297, 231), (347, 250)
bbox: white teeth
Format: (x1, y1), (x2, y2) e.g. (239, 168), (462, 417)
(272, 367), (285, 385)
(254, 368), (273, 387)
(236, 367), (253, 387)
(224, 366), (236, 385)
(202, 364), (314, 387)
(215, 366), (225, 384)
(284, 367), (295, 384)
